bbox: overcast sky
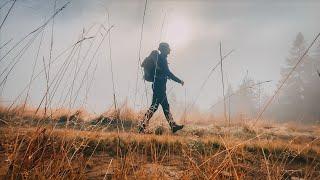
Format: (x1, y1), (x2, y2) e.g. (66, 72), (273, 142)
(0, 0), (320, 114)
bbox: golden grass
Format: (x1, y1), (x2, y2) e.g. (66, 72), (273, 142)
(0, 105), (320, 179)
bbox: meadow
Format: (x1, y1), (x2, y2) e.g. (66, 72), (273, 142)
(0, 105), (319, 179)
(1, 1), (320, 179)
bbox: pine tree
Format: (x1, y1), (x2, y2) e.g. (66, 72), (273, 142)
(233, 75), (258, 117)
(226, 84), (233, 119)
(312, 42), (320, 78)
(277, 32), (319, 122)
(305, 41), (320, 122)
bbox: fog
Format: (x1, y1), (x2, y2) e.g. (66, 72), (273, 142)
(0, 0), (319, 121)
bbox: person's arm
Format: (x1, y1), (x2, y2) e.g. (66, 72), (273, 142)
(163, 60), (183, 84)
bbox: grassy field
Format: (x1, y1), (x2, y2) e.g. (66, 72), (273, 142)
(0, 106), (320, 179)
(1, 1), (319, 179)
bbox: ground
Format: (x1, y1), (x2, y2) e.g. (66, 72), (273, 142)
(0, 108), (319, 179)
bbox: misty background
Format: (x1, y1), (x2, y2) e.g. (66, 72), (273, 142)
(0, 0), (320, 122)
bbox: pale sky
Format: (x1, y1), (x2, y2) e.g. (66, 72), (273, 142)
(0, 0), (320, 114)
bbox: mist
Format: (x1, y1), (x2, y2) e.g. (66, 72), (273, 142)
(1, 0), (320, 122)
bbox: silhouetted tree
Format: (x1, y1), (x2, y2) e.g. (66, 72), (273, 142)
(233, 75), (258, 116)
(226, 84), (233, 118)
(275, 32), (320, 122)
(306, 41), (320, 122)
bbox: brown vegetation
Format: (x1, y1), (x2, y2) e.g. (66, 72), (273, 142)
(0, 106), (319, 179)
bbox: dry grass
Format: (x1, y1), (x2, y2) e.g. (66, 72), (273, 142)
(0, 105), (320, 179)
(1, 2), (320, 178)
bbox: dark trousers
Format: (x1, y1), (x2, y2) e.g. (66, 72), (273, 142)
(142, 79), (175, 126)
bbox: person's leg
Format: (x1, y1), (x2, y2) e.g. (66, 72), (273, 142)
(138, 92), (160, 133)
(160, 94), (175, 126)
(143, 94), (159, 126)
(160, 93), (184, 133)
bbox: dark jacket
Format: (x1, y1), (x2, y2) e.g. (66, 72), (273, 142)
(151, 53), (182, 94)
(155, 53), (182, 84)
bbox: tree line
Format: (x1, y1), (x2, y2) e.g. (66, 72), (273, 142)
(213, 32), (320, 123)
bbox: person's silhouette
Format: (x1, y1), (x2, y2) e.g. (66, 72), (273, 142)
(138, 42), (184, 133)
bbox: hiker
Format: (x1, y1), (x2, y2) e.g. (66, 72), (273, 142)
(138, 42), (184, 133)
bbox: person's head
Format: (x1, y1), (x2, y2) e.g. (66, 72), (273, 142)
(158, 42), (171, 55)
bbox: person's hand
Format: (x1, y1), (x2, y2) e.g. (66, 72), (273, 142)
(181, 80), (184, 86)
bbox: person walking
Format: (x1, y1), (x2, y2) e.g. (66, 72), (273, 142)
(138, 42), (184, 133)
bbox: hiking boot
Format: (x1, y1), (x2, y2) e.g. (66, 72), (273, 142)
(171, 124), (184, 133)
(138, 123), (146, 133)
